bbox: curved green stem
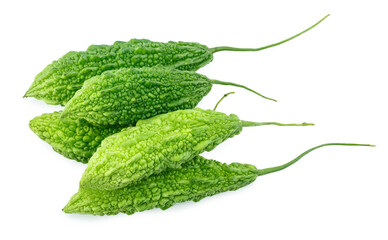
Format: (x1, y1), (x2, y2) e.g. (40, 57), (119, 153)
(213, 92), (235, 111)
(210, 14), (330, 53)
(210, 79), (276, 102)
(241, 121), (314, 127)
(257, 143), (375, 176)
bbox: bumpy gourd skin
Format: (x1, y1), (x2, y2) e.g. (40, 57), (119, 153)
(29, 111), (122, 163)
(62, 67), (213, 126)
(80, 108), (243, 190)
(24, 39), (213, 105)
(64, 156), (259, 216)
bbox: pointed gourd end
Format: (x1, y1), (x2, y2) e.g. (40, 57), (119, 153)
(62, 190), (85, 214)
(62, 201), (81, 214)
(62, 205), (72, 214)
(23, 89), (32, 98)
(24, 84), (38, 98)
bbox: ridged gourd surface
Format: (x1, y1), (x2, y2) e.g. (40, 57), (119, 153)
(64, 156), (259, 215)
(62, 67), (213, 126)
(25, 39), (213, 105)
(80, 108), (243, 190)
(29, 111), (122, 163)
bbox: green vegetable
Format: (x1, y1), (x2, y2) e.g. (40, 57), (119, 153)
(80, 108), (313, 190)
(63, 143), (373, 216)
(24, 15), (329, 105)
(29, 111), (122, 163)
(62, 67), (274, 126)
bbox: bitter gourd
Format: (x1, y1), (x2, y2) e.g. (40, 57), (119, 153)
(61, 67), (274, 126)
(64, 143), (373, 216)
(80, 108), (313, 190)
(24, 15), (329, 105)
(29, 111), (122, 163)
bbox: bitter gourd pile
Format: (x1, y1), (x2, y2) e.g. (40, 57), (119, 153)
(24, 15), (329, 105)
(24, 14), (375, 217)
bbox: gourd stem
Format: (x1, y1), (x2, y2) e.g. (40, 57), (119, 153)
(257, 143), (375, 176)
(213, 92), (235, 111)
(210, 79), (276, 102)
(241, 121), (314, 127)
(210, 14), (330, 54)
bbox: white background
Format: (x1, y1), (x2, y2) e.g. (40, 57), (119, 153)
(1, 0), (387, 239)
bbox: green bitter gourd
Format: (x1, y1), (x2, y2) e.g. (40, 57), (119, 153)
(29, 111), (122, 163)
(61, 67), (275, 126)
(24, 15), (329, 105)
(80, 108), (313, 190)
(64, 143), (373, 216)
